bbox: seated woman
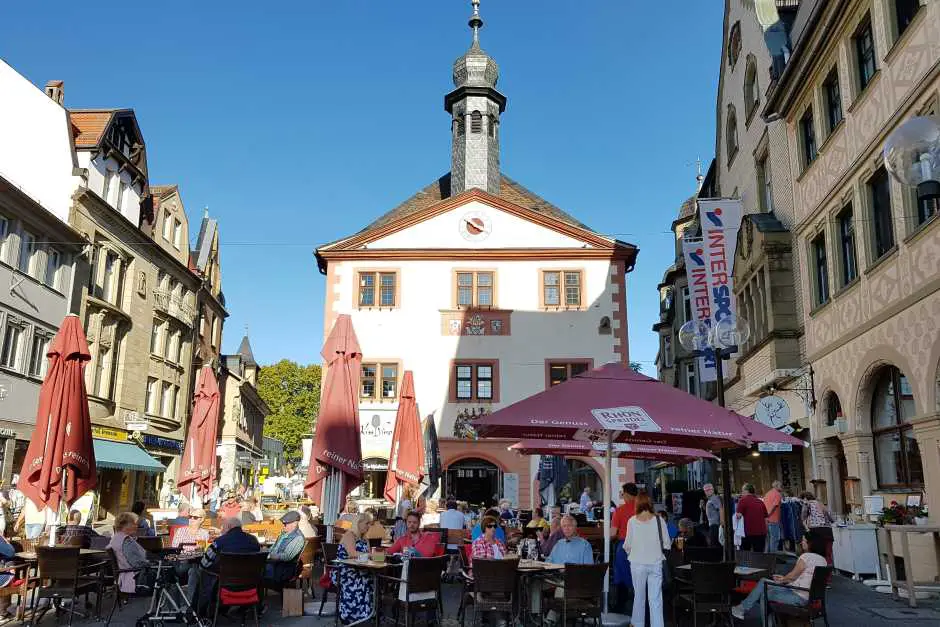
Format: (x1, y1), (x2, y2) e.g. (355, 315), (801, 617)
(107, 512), (153, 594)
(732, 530), (828, 622)
(470, 515), (506, 565)
(173, 507), (210, 548)
(333, 514), (374, 625)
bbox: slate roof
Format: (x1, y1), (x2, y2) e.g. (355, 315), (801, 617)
(68, 110), (117, 148)
(237, 335), (257, 366)
(150, 185), (178, 198)
(360, 172), (593, 235)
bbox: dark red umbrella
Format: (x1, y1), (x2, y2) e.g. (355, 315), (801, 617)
(18, 314), (96, 512)
(383, 371), (424, 503)
(306, 314), (364, 506)
(509, 439), (718, 464)
(178, 366), (221, 497)
(474, 362), (804, 450)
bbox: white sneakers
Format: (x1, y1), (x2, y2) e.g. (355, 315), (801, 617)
(731, 605), (745, 620)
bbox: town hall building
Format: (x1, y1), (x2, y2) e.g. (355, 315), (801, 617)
(315, 1), (638, 509)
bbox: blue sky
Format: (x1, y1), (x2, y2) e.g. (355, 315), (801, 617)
(1, 1), (723, 371)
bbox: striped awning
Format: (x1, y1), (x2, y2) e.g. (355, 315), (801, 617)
(93, 439), (165, 473)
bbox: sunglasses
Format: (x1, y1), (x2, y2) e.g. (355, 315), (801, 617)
(485, 524), (497, 529)
(191, 516), (204, 520)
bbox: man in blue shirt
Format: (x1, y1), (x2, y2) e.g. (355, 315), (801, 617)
(196, 518), (261, 616)
(547, 515), (594, 565)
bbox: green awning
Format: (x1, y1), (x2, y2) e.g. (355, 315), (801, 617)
(94, 439), (165, 473)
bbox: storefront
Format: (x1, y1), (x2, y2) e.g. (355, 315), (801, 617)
(359, 458), (388, 501)
(91, 426), (165, 520)
(0, 422), (33, 485)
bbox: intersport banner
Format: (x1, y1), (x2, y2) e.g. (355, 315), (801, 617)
(698, 198), (744, 377)
(682, 237), (717, 382)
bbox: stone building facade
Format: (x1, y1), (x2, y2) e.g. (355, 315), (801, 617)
(764, 0), (940, 578)
(218, 336), (268, 490)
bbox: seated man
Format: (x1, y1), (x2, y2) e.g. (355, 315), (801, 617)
(675, 517), (708, 549)
(264, 511), (306, 586)
(387, 511), (444, 557)
(196, 517), (261, 616)
(547, 515), (593, 565)
(57, 509), (102, 547)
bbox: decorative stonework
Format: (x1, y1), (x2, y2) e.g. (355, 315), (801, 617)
(440, 309), (511, 336)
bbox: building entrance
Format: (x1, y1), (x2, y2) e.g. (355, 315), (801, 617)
(446, 458), (501, 508)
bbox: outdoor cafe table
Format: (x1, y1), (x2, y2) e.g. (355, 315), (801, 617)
(15, 548), (107, 560)
(674, 563), (768, 580)
(336, 558), (392, 627)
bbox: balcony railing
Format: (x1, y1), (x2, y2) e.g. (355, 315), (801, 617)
(153, 288), (196, 326)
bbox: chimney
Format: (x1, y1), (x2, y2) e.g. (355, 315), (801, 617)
(44, 80), (64, 105)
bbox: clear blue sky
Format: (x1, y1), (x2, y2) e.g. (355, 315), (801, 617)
(2, 1), (723, 372)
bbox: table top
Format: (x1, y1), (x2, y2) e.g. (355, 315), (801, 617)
(517, 559), (565, 571)
(338, 558), (390, 570)
(15, 548), (106, 560)
(675, 564), (767, 577)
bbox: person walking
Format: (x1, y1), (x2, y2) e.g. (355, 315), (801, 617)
(624, 493), (671, 627)
(702, 483), (722, 548)
(764, 481), (783, 553)
(736, 483), (768, 552)
(611, 483), (638, 613)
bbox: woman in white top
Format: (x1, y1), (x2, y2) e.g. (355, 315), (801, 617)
(624, 493), (671, 627)
(732, 530), (829, 622)
(420, 499), (441, 528)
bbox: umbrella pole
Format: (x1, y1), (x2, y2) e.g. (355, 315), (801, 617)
(603, 432), (612, 615)
(50, 467), (66, 547)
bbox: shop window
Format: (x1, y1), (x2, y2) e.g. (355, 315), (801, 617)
(872, 366), (923, 488)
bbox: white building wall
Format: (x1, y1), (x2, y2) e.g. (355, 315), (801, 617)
(76, 152), (143, 226)
(0, 60), (77, 224)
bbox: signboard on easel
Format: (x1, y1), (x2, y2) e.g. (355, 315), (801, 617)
(503, 473), (519, 507)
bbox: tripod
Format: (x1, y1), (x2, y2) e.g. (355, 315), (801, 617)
(136, 558), (206, 627)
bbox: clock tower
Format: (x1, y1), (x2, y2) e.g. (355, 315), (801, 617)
(446, 0), (506, 196)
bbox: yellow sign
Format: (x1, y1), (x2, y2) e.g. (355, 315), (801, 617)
(92, 426), (128, 442)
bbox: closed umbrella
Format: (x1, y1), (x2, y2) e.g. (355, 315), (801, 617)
(18, 314), (96, 524)
(383, 371), (424, 504)
(306, 314), (364, 527)
(421, 416), (442, 499)
(178, 366), (221, 502)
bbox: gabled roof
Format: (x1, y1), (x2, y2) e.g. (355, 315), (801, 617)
(237, 335), (257, 367)
(362, 172), (591, 235)
(69, 109), (120, 148)
(150, 184), (178, 198)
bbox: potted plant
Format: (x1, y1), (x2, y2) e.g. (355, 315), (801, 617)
(910, 504), (928, 526)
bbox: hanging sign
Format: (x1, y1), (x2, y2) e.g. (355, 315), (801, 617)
(682, 237), (717, 382)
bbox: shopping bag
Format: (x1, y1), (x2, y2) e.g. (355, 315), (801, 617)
(282, 587), (303, 617)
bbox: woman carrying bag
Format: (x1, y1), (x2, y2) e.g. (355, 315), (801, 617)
(624, 493), (672, 627)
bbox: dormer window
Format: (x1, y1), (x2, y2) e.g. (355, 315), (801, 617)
(470, 111), (482, 134)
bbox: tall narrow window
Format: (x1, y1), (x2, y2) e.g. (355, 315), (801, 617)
(102, 170), (112, 204)
(854, 16), (876, 92)
(150, 318), (163, 355)
(475, 364), (493, 400)
(45, 248), (61, 290)
(756, 156), (773, 212)
(162, 382), (174, 418)
(358, 273), (375, 307)
(837, 205), (858, 286)
(872, 366), (923, 487)
(19, 231), (38, 276)
(869, 168), (895, 260)
(173, 219), (183, 249)
(162, 213), (173, 240)
(455, 364), (473, 400)
(146, 377), (159, 414)
(726, 106), (738, 163)
(824, 68), (843, 132)
(1, 320), (25, 371)
(0, 215), (9, 264)
(381, 364), (398, 398)
(360, 364), (376, 398)
(812, 233), (829, 306)
(895, 0), (921, 39)
(116, 180), (127, 212)
(800, 108), (817, 166)
(685, 363), (697, 396)
(101, 251), (122, 305)
(682, 287), (692, 323)
(470, 111), (482, 134)
(744, 57), (759, 119)
(379, 273), (396, 307)
(28, 332), (51, 378)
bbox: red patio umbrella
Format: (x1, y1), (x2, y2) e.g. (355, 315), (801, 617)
(474, 362), (804, 450)
(383, 371), (425, 504)
(508, 439), (718, 464)
(306, 314), (364, 517)
(178, 366), (221, 498)
(18, 314), (96, 512)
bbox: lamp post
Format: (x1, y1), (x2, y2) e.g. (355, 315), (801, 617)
(679, 315), (750, 561)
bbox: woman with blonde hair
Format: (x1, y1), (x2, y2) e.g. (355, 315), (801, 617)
(420, 499), (440, 528)
(333, 514), (374, 624)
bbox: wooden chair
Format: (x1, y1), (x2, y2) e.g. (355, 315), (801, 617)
(298, 537), (321, 599)
(378, 556), (447, 627)
(765, 566), (833, 627)
(544, 563), (608, 627)
(31, 547), (102, 627)
(456, 545), (474, 625)
(318, 543), (340, 617)
(0, 552), (38, 621)
(210, 552), (267, 627)
(675, 561), (736, 626)
(467, 557), (519, 627)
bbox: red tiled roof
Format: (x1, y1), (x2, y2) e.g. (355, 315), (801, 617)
(68, 110), (116, 148)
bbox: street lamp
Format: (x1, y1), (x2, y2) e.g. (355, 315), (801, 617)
(679, 314), (751, 560)
(884, 116), (940, 202)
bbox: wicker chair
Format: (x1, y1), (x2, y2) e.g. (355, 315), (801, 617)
(467, 557), (519, 627)
(104, 547), (147, 626)
(675, 561), (736, 626)
(765, 566), (833, 627)
(31, 547), (102, 627)
(208, 552), (267, 627)
(544, 562), (608, 627)
(378, 556), (446, 627)
(318, 543), (340, 617)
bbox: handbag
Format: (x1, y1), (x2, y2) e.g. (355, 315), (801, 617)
(655, 516), (673, 593)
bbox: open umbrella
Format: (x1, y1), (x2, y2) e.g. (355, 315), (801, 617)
(306, 314), (364, 526)
(383, 371), (424, 504)
(178, 366), (221, 502)
(18, 314), (96, 517)
(509, 440), (718, 464)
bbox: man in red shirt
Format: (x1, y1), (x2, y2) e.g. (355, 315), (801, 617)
(736, 483), (768, 552)
(387, 511), (443, 557)
(610, 483), (638, 613)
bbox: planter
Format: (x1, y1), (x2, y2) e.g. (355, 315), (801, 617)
(913, 516), (928, 526)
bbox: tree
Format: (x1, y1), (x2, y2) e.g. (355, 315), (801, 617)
(630, 361), (643, 373)
(256, 360), (322, 463)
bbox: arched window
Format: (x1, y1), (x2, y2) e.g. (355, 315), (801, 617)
(871, 366), (923, 487)
(744, 56), (759, 119)
(470, 111), (483, 134)
(824, 391), (843, 427)
(726, 105), (739, 163)
(728, 21), (742, 69)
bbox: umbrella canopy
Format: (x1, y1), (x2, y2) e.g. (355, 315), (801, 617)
(18, 314), (96, 511)
(383, 371), (425, 503)
(178, 366), (221, 497)
(509, 440), (718, 464)
(306, 314), (364, 499)
(474, 362), (804, 450)
(421, 416), (442, 499)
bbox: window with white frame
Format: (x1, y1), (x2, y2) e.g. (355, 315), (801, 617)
(146, 377), (159, 415)
(756, 156), (773, 213)
(102, 169), (113, 203)
(173, 219), (183, 249)
(28, 330), (52, 378)
(116, 179), (127, 212)
(100, 249), (124, 306)
(168, 328), (182, 364)
(662, 336), (674, 369)
(150, 318), (165, 356)
(19, 230), (44, 280)
(1, 317), (26, 371)
(684, 362), (697, 396)
(45, 248), (62, 291)
(162, 213), (173, 241)
(162, 382), (176, 419)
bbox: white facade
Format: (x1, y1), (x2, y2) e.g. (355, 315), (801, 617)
(75, 151), (143, 226)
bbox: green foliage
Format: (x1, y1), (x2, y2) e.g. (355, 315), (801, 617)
(630, 361), (643, 373)
(257, 360), (322, 462)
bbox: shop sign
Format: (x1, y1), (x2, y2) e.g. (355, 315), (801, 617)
(758, 442), (792, 453)
(123, 410), (149, 432)
(142, 434), (183, 452)
(236, 452), (253, 462)
(92, 426), (128, 442)
(0, 428), (16, 438)
(0, 379), (11, 401)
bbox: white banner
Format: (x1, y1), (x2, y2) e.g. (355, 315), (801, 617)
(682, 237), (717, 382)
(698, 199), (744, 373)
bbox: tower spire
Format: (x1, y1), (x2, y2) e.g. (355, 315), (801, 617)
(470, 0), (483, 47)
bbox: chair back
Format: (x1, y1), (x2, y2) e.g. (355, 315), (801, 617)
(446, 529), (465, 546)
(690, 561), (736, 596)
(684, 546), (722, 564)
(216, 552), (267, 589)
(808, 566), (833, 603)
(562, 563), (608, 600)
(368, 538), (383, 549)
(65, 535), (89, 548)
(137, 536), (164, 553)
(735, 550), (755, 566)
(472, 558), (518, 596)
(323, 542), (340, 563)
(90, 536), (110, 550)
(37, 546), (81, 583)
(300, 537), (321, 566)
(405, 556), (447, 595)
